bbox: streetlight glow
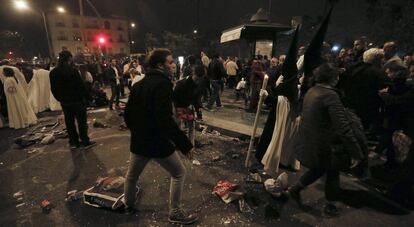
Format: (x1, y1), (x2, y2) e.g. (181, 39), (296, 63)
(131, 23), (136, 28)
(14, 0), (29, 10)
(193, 29), (198, 34)
(57, 6), (66, 13)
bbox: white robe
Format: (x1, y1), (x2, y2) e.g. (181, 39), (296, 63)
(49, 91), (62, 111)
(28, 69), (51, 113)
(0, 66), (29, 97)
(261, 96), (290, 177)
(4, 77), (37, 129)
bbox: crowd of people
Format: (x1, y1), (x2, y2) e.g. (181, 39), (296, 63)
(0, 33), (413, 223)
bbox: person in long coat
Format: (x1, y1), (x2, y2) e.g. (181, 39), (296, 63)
(289, 63), (363, 216)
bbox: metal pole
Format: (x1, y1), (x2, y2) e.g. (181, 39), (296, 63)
(79, 0), (87, 48)
(40, 11), (53, 58)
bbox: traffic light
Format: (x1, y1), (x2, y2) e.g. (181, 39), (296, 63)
(96, 35), (106, 45)
(98, 37), (105, 44)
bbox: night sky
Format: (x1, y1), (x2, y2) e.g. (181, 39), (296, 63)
(0, 0), (373, 57)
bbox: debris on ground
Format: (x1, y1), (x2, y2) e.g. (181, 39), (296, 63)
(13, 190), (24, 198)
(263, 172), (289, 197)
(41, 200), (52, 213)
(231, 154), (240, 159)
(40, 134), (56, 145)
(192, 159), (201, 166)
(118, 124), (128, 131)
(212, 181), (245, 204)
(16, 203), (26, 208)
(84, 176), (136, 210)
(27, 148), (39, 154)
(66, 190), (84, 202)
(238, 198), (253, 213)
(245, 173), (262, 184)
(93, 121), (109, 128)
(212, 155), (221, 162)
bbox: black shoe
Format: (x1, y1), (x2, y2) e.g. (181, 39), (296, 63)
(81, 141), (97, 150)
(70, 145), (80, 150)
(124, 206), (137, 215)
(288, 186), (303, 207)
(324, 203), (340, 217)
(168, 210), (198, 225)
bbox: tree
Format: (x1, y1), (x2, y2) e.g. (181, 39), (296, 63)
(144, 33), (160, 53)
(365, 0), (414, 52)
(162, 31), (197, 56)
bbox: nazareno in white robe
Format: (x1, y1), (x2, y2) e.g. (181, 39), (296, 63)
(28, 69), (51, 113)
(3, 77), (37, 129)
(0, 66), (29, 97)
(261, 96), (290, 177)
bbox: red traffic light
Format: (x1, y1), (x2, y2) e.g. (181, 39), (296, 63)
(98, 37), (105, 44)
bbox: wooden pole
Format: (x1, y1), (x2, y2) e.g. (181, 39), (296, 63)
(245, 74), (269, 167)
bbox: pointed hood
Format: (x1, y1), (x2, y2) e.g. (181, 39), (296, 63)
(299, 5), (334, 101)
(276, 25), (300, 103)
(282, 25), (300, 81)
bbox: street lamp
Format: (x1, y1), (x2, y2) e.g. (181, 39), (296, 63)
(57, 6), (66, 14)
(193, 29), (198, 34)
(14, 0), (28, 10)
(12, 1), (66, 58)
(131, 23), (136, 28)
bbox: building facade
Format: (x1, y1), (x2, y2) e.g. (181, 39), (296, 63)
(47, 13), (130, 57)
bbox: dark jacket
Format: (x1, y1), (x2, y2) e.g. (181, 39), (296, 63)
(208, 58), (226, 81)
(296, 84), (364, 169)
(50, 64), (89, 104)
(124, 69), (193, 158)
(380, 81), (414, 139)
(173, 77), (202, 116)
(338, 62), (390, 128)
(105, 66), (122, 86)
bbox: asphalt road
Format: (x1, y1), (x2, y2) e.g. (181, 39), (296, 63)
(0, 107), (413, 227)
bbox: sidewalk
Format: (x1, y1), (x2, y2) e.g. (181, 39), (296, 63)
(202, 88), (267, 138)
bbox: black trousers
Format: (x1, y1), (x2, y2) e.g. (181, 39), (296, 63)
(62, 102), (90, 146)
(227, 76), (237, 89)
(109, 84), (121, 106)
(299, 168), (340, 202)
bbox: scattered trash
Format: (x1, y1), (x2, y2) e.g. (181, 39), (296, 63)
(13, 191), (24, 198)
(238, 198), (253, 213)
(212, 155), (221, 162)
(27, 149), (39, 154)
(41, 200), (52, 213)
(40, 134), (56, 145)
(245, 172), (262, 184)
(118, 124), (128, 131)
(93, 121), (109, 128)
(66, 190), (84, 202)
(84, 176), (138, 210)
(264, 172), (289, 197)
(192, 159), (201, 166)
(232, 154), (240, 159)
(16, 203), (25, 208)
(212, 181), (245, 204)
(16, 197), (24, 203)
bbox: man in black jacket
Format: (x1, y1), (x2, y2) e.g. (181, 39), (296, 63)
(105, 58), (122, 110)
(206, 54), (226, 110)
(50, 51), (95, 149)
(123, 49), (198, 225)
